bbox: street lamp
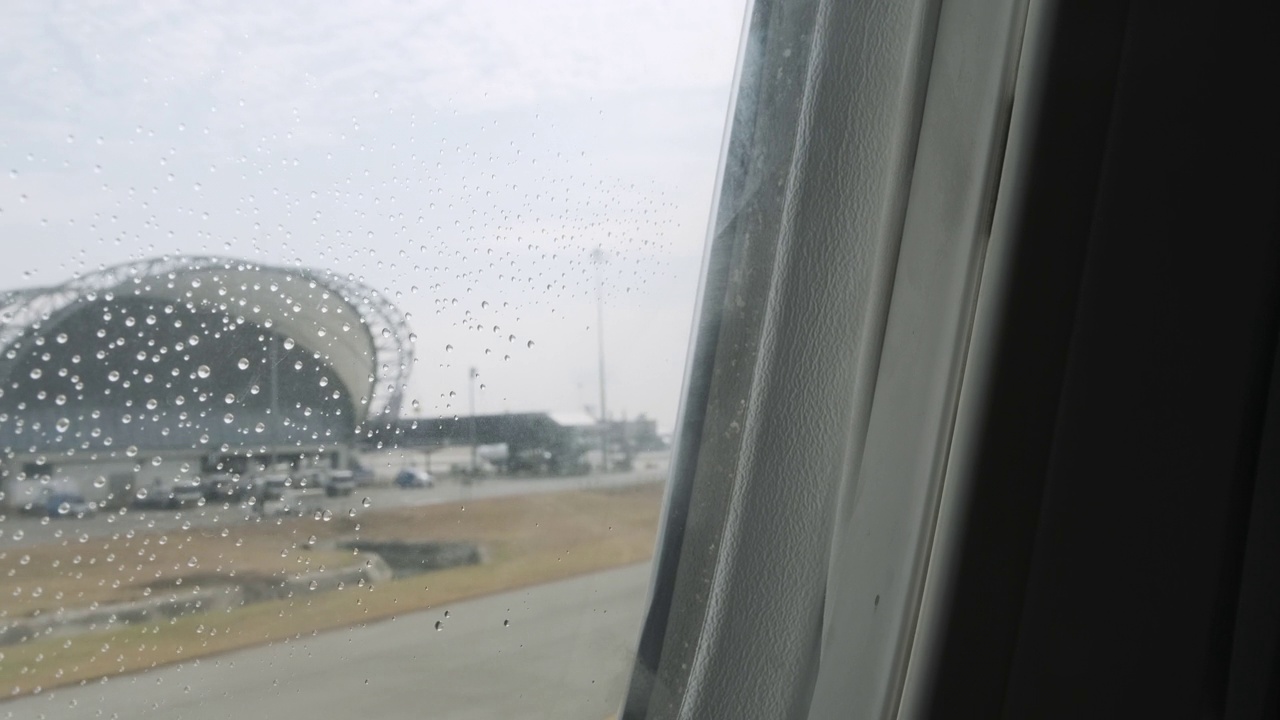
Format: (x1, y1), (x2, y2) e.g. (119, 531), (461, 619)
(469, 366), (478, 477)
(592, 246), (609, 472)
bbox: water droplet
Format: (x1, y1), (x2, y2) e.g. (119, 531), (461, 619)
(526, 340), (534, 349)
(223, 413), (234, 424)
(361, 497), (371, 508)
(224, 393), (236, 404)
(55, 417), (70, 433)
(237, 358), (250, 370)
(125, 445), (138, 457)
(308, 580), (318, 591)
(29, 368), (42, 380)
(283, 338), (296, 350)
(434, 621), (443, 631)
(503, 619), (509, 627)
(254, 422), (265, 433)
(187, 557), (198, 567)
(197, 365), (211, 379)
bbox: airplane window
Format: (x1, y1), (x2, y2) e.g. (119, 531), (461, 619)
(0, 1), (746, 717)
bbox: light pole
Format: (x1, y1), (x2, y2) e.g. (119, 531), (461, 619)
(592, 246), (609, 472)
(269, 332), (281, 471)
(469, 366), (478, 477)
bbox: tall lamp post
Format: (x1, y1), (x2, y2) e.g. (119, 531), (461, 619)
(469, 366), (478, 477)
(592, 246), (609, 472)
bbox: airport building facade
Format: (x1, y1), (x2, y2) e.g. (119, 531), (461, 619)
(0, 256), (411, 509)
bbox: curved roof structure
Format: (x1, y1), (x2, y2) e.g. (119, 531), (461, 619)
(0, 256), (413, 433)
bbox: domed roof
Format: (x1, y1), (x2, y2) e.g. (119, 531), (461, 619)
(0, 256), (413, 429)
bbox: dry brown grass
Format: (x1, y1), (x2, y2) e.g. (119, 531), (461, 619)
(0, 518), (356, 618)
(0, 481), (664, 697)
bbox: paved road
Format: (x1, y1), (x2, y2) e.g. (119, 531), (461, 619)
(2, 562), (654, 720)
(0, 467), (667, 551)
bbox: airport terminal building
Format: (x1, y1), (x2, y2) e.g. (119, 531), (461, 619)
(0, 256), (411, 509)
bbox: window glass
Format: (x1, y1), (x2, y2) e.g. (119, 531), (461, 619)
(0, 1), (744, 717)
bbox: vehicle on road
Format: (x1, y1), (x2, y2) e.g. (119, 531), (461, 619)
(325, 469), (356, 497)
(203, 473), (258, 502)
(295, 469), (325, 491)
(169, 479), (205, 508)
(350, 462), (376, 487)
(133, 478), (206, 509)
(260, 473), (291, 501)
(394, 468), (434, 488)
(42, 491), (94, 518)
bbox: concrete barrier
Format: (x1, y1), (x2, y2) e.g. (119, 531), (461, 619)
(341, 541), (483, 578)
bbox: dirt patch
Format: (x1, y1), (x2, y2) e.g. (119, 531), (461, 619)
(0, 480), (665, 697)
(0, 515), (357, 619)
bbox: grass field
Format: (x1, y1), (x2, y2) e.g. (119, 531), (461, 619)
(0, 481), (664, 697)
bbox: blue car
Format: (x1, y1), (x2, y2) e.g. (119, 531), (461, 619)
(394, 469), (434, 488)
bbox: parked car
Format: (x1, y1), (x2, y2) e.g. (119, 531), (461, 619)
(169, 479), (205, 507)
(293, 469), (326, 491)
(205, 473), (261, 502)
(350, 462), (376, 487)
(325, 469), (356, 497)
(261, 473), (291, 501)
(133, 478), (205, 509)
(394, 468), (434, 488)
(43, 491), (94, 518)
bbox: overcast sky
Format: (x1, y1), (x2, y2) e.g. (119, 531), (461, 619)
(0, 0), (748, 433)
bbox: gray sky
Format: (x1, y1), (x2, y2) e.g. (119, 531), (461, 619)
(0, 0), (747, 433)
